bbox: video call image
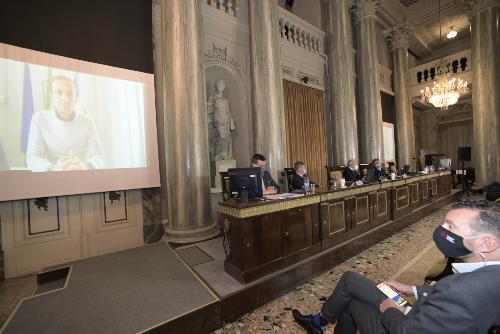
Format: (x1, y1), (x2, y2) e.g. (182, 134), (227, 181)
(0, 56), (147, 172)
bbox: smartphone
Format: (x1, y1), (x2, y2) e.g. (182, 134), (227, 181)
(377, 283), (407, 307)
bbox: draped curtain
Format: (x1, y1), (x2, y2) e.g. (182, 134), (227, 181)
(283, 80), (328, 187)
(437, 120), (473, 170)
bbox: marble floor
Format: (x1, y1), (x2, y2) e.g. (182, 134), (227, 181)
(0, 274), (36, 327)
(213, 204), (452, 334)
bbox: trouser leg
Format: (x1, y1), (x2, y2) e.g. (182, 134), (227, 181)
(334, 300), (386, 334)
(321, 271), (386, 323)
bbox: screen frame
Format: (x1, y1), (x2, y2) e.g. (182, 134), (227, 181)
(0, 42), (161, 201)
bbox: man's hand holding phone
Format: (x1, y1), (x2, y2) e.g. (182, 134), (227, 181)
(383, 280), (414, 296)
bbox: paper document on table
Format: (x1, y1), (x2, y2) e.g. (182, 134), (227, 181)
(264, 193), (304, 200)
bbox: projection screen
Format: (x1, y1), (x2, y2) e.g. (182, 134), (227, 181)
(0, 43), (160, 201)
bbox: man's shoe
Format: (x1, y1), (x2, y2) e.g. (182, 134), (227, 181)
(292, 309), (324, 334)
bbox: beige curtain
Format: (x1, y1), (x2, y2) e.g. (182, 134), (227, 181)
(437, 120), (473, 169)
(283, 80), (328, 187)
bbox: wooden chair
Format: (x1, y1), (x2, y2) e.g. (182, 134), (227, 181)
(387, 161), (397, 173)
(359, 163), (370, 177)
(326, 165), (344, 185)
(283, 168), (295, 192)
(220, 171), (230, 201)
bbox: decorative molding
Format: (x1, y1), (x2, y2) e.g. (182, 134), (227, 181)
(103, 191), (128, 223)
(281, 65), (323, 90)
(456, 0), (500, 17)
(385, 21), (413, 51)
(350, 0), (383, 23)
(219, 172), (450, 219)
(205, 43), (247, 80)
(27, 198), (61, 235)
(220, 196), (321, 219)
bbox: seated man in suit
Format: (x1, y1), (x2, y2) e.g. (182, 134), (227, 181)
(365, 158), (389, 183)
(292, 200), (500, 334)
(251, 153), (280, 195)
(342, 159), (362, 182)
(291, 161), (314, 191)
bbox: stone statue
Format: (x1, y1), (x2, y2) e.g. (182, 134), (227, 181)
(207, 80), (236, 161)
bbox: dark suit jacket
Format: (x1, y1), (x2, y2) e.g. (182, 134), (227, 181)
(365, 167), (389, 183)
(262, 171), (280, 193)
(381, 265), (500, 333)
(342, 167), (362, 182)
(290, 173), (314, 191)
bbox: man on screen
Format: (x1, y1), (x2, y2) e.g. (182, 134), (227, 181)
(26, 75), (104, 171)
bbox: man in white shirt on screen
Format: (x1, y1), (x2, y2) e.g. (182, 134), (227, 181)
(26, 75), (104, 172)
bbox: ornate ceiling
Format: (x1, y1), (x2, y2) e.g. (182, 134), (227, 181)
(379, 0), (471, 59)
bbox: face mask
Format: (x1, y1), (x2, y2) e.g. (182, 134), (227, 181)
(303, 169), (307, 175)
(375, 164), (381, 170)
(353, 165), (359, 171)
(433, 225), (477, 258)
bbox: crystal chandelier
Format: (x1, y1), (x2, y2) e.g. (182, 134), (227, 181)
(420, 58), (468, 110)
(420, 0), (469, 110)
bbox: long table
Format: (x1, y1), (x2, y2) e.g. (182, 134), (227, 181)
(220, 171), (451, 283)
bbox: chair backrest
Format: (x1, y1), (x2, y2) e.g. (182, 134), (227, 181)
(220, 171), (230, 201)
(283, 168), (295, 191)
(326, 165), (344, 185)
(359, 163), (370, 177)
(387, 161), (396, 173)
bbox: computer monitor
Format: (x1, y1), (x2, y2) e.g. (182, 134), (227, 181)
(228, 168), (263, 202)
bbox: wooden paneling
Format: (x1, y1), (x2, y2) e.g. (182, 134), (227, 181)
(283, 80), (327, 187)
(222, 173), (450, 283)
(354, 196), (369, 226)
(283, 206), (313, 256)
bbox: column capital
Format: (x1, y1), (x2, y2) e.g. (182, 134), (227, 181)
(349, 0), (382, 24)
(385, 22), (413, 51)
(456, 0), (500, 17)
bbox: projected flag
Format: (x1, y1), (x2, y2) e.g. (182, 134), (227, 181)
(21, 64), (34, 153)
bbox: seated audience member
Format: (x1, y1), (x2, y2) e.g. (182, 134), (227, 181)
(343, 159), (362, 182)
(291, 161), (314, 191)
(292, 200), (500, 334)
(251, 153), (280, 195)
(365, 158), (389, 183)
(485, 181), (500, 202)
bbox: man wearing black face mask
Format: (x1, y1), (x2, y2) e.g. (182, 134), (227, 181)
(292, 200), (500, 334)
(251, 153), (280, 195)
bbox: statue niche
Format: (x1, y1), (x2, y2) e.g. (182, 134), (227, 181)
(207, 80), (236, 161)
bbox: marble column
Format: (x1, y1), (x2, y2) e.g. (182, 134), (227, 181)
(351, 0), (385, 163)
(160, 0), (219, 243)
(468, 0), (500, 185)
(387, 23), (416, 170)
(249, 0), (287, 182)
(325, 0), (359, 164)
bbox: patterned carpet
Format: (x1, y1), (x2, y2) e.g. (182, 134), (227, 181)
(214, 204), (452, 333)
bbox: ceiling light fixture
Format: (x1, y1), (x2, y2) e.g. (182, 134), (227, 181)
(420, 1), (468, 110)
(447, 28), (457, 39)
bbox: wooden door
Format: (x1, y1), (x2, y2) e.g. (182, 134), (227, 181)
(282, 206), (313, 256)
(243, 212), (282, 270)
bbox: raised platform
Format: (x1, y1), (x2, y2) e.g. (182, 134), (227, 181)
(179, 188), (463, 323)
(1, 244), (220, 334)
(1, 190), (462, 333)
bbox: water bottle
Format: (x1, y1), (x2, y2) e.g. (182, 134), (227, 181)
(304, 175), (310, 194)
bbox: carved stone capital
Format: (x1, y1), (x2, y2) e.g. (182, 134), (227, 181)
(349, 0), (382, 23)
(385, 22), (413, 51)
(456, 0), (500, 17)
